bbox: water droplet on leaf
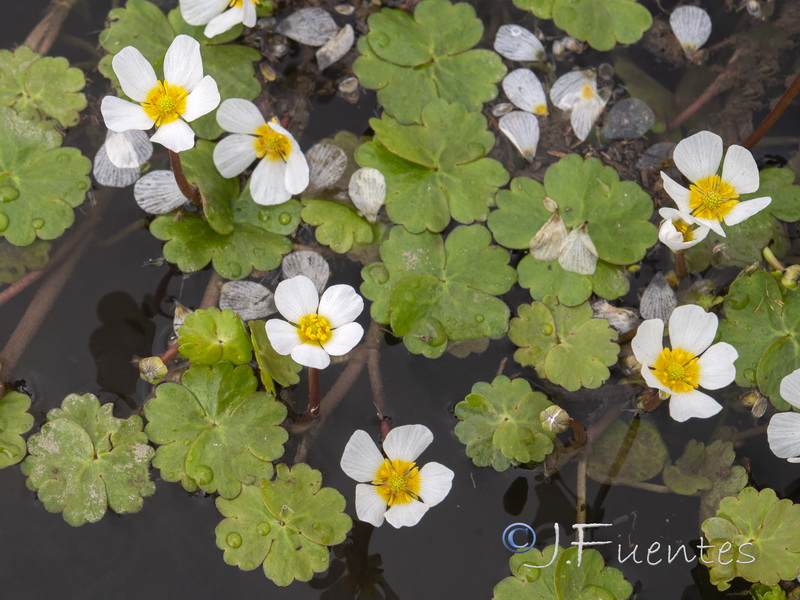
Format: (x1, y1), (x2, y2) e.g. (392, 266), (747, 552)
(32, 218), (45, 229)
(195, 465), (214, 485)
(0, 213), (9, 232)
(278, 212), (292, 225)
(743, 368), (756, 384)
(474, 314), (485, 323)
(728, 294), (749, 310)
(0, 185), (19, 202)
(541, 323), (554, 336)
(257, 521), (271, 536)
(227, 262), (242, 278)
(226, 532), (243, 548)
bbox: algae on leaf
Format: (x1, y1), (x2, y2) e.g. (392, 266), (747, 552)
(215, 463), (352, 586)
(21, 394), (155, 526)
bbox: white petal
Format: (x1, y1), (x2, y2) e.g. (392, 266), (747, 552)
(281, 251), (330, 295)
(274, 275), (320, 323)
(767, 413), (800, 460)
(631, 318), (665, 368)
(323, 322), (364, 356)
(529, 212), (568, 261)
(316, 24), (355, 71)
(558, 225), (597, 275)
(213, 134), (257, 178)
(720, 145), (760, 194)
(660, 172), (692, 214)
(265, 319), (303, 355)
(669, 389), (723, 422)
(355, 484), (387, 527)
(179, 0), (229, 25)
(691, 214), (726, 237)
(550, 70), (590, 111)
(348, 167), (386, 222)
(101, 96), (154, 132)
(494, 24), (545, 62)
(182, 75), (220, 121)
(417, 462), (454, 507)
(111, 46), (157, 102)
(150, 119), (196, 152)
(673, 130), (722, 184)
(570, 95), (606, 141)
(92, 145), (140, 188)
(219, 280), (275, 321)
(250, 158), (291, 206)
(242, 0), (257, 27)
(318, 284), (364, 328)
(502, 69), (548, 114)
(276, 7), (339, 46)
(384, 500), (429, 528)
(340, 430), (384, 482)
(670, 6), (711, 56)
(105, 129), (153, 169)
(668, 304), (718, 356)
(216, 98), (266, 134)
(658, 219), (702, 251)
(283, 140), (310, 195)
(205, 6), (244, 38)
(306, 142), (348, 192)
(722, 196), (771, 226)
(780, 369), (800, 409)
(291, 343), (330, 369)
(696, 343), (738, 390)
(164, 34), (204, 91)
(641, 365), (671, 394)
(499, 111), (540, 162)
(133, 170), (187, 214)
(382, 424), (433, 463)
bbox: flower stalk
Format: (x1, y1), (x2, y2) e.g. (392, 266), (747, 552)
(306, 366), (320, 420)
(168, 150), (201, 207)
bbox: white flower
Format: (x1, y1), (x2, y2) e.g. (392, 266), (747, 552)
(340, 425), (454, 528)
(101, 35), (220, 153)
(657, 207), (710, 251)
(265, 275), (363, 369)
(767, 369), (800, 463)
(180, 0), (258, 39)
(549, 69), (607, 141)
(660, 131), (772, 237)
(213, 98), (309, 206)
(631, 304), (738, 422)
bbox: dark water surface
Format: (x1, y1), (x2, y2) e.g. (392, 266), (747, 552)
(1, 1), (799, 599)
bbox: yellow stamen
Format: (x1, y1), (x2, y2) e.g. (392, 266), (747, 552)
(534, 104), (549, 116)
(688, 174), (739, 222)
(228, 0), (258, 6)
(373, 458), (421, 506)
(141, 81), (188, 126)
(253, 124), (292, 161)
(297, 313), (331, 344)
(652, 347), (700, 394)
(580, 82), (597, 100)
(673, 218), (694, 242)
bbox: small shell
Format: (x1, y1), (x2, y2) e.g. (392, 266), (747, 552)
(334, 4), (355, 15)
(542, 197), (559, 213)
(316, 24), (354, 71)
(529, 212), (567, 261)
(640, 272), (677, 322)
(282, 250), (330, 294)
(105, 130), (153, 169)
(349, 167), (386, 223)
(93, 144), (140, 188)
(591, 299), (640, 335)
(276, 8), (339, 46)
(503, 68), (548, 115)
(493, 24), (546, 62)
(219, 281), (276, 321)
(744, 0), (762, 18)
(499, 111), (540, 162)
(491, 102), (515, 117)
(133, 170), (187, 214)
(306, 142), (348, 192)
(558, 224), (597, 275)
(338, 76), (359, 94)
(670, 6), (712, 57)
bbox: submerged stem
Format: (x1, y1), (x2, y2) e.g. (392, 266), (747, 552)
(23, 0), (81, 55)
(742, 72), (800, 150)
(306, 367), (320, 420)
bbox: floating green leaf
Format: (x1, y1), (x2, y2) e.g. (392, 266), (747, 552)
(98, 0), (260, 139)
(234, 191), (302, 236)
(178, 307), (253, 365)
(301, 200), (376, 253)
(702, 487), (800, 590)
(0, 391), (34, 468)
(20, 393), (155, 526)
(493, 545), (633, 600)
(489, 159), (656, 306)
(513, 0), (652, 51)
(215, 463), (352, 586)
(361, 225), (516, 358)
(250, 319), (301, 393)
(587, 419), (667, 483)
(719, 270), (800, 410)
(455, 376), (555, 471)
(356, 99), (508, 233)
(0, 107), (90, 246)
(0, 238), (49, 284)
(750, 584), (788, 600)
(0, 46), (87, 127)
(144, 362), (287, 498)
(510, 296), (618, 391)
(353, 0), (506, 124)
(686, 169), (800, 271)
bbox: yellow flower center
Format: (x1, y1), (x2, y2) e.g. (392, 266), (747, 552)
(673, 218), (694, 242)
(229, 0), (258, 6)
(253, 123), (292, 161)
(689, 175), (739, 222)
(580, 82), (597, 100)
(373, 458), (421, 506)
(533, 104), (548, 116)
(652, 347), (701, 394)
(142, 81), (188, 126)
(297, 313), (331, 344)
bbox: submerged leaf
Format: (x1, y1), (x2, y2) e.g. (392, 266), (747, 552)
(215, 463), (352, 586)
(588, 419), (667, 483)
(0, 238), (49, 284)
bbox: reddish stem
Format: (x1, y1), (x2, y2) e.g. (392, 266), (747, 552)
(168, 150), (201, 207)
(159, 342), (180, 364)
(306, 366), (320, 420)
(741, 72), (800, 150)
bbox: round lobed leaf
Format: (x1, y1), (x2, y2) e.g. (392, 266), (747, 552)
(0, 239), (49, 284)
(301, 199), (376, 253)
(0, 391), (34, 469)
(250, 319), (302, 394)
(178, 307), (253, 365)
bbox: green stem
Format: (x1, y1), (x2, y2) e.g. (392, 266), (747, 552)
(762, 246), (785, 271)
